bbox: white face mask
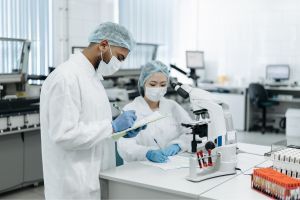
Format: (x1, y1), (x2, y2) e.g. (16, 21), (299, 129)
(145, 87), (167, 102)
(97, 44), (122, 76)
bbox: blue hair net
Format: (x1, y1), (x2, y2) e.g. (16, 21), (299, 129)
(138, 60), (170, 96)
(88, 22), (135, 51)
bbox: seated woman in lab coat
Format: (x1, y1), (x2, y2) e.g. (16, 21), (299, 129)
(118, 60), (192, 163)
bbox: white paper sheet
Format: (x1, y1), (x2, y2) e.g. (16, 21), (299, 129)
(140, 155), (190, 170)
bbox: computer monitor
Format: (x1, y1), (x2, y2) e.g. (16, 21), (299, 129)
(266, 65), (290, 82)
(186, 51), (205, 69)
(72, 46), (85, 54)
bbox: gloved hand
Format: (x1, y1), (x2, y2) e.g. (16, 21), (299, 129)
(146, 149), (168, 163)
(162, 144), (181, 156)
(124, 125), (147, 138)
(112, 110), (137, 133)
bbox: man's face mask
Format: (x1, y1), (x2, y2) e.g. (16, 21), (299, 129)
(97, 44), (122, 76)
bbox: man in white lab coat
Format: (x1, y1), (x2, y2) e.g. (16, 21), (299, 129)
(40, 22), (143, 199)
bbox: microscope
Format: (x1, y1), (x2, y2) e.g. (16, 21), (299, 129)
(171, 81), (237, 182)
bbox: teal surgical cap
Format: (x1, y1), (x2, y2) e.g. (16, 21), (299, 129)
(138, 60), (170, 96)
(88, 22), (135, 51)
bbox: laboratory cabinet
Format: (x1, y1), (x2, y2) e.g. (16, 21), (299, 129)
(0, 130), (43, 193)
(23, 130), (43, 183)
(212, 93), (246, 130)
(0, 133), (23, 191)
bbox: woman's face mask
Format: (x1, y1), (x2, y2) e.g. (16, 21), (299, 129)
(145, 87), (167, 102)
(144, 72), (168, 102)
(97, 44), (122, 76)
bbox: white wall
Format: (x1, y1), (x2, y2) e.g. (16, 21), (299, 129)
(51, 0), (300, 84)
(194, 0), (300, 84)
(52, 0), (117, 67)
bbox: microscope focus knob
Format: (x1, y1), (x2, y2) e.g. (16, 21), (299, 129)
(205, 141), (216, 151)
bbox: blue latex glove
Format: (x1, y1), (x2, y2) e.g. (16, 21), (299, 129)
(146, 149), (168, 163)
(124, 125), (147, 138)
(162, 144), (181, 156)
(112, 110), (137, 132)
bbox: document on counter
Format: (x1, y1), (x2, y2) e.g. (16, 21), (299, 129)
(112, 111), (167, 140)
(140, 155), (190, 170)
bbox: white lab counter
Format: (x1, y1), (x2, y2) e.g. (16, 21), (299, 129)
(202, 160), (273, 200)
(100, 143), (271, 199)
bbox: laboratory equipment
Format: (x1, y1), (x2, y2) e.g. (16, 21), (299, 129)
(187, 144), (237, 182)
(268, 137), (300, 156)
(251, 168), (300, 199)
(170, 80), (236, 150)
(285, 109), (300, 137)
(0, 38), (30, 98)
(271, 147), (300, 178)
(181, 120), (209, 153)
(170, 80), (237, 182)
(0, 37), (30, 74)
(0, 38), (40, 134)
(266, 64), (290, 83)
(120, 43), (158, 70)
(0, 38), (43, 194)
(186, 51), (205, 86)
(71, 46), (85, 54)
(186, 51), (205, 69)
(169, 51), (205, 87)
(107, 88), (129, 102)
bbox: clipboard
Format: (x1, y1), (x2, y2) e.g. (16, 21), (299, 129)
(112, 111), (167, 140)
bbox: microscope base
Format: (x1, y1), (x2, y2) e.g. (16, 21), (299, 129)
(186, 170), (236, 182)
(186, 144), (237, 182)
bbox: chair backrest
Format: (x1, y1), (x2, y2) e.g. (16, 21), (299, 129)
(248, 83), (268, 105)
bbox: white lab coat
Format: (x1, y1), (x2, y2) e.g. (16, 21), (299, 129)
(118, 96), (192, 162)
(40, 52), (115, 199)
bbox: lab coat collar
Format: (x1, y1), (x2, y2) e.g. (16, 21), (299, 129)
(137, 96), (153, 115)
(71, 52), (104, 80)
(136, 96), (167, 115)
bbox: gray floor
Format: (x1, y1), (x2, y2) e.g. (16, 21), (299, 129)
(0, 131), (286, 200)
(0, 185), (44, 200)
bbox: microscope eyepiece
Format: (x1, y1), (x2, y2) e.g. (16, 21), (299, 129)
(177, 88), (189, 99)
(170, 80), (190, 99)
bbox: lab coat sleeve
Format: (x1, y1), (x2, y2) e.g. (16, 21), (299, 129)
(117, 100), (152, 161)
(47, 76), (113, 150)
(117, 137), (152, 162)
(167, 101), (193, 152)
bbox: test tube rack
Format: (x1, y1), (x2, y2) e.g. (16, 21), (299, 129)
(252, 168), (300, 200)
(186, 144), (237, 182)
(271, 148), (300, 179)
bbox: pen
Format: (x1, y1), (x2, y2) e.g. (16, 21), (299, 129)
(153, 138), (168, 158)
(112, 103), (124, 114)
(153, 138), (162, 149)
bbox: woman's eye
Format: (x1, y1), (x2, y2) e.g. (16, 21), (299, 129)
(150, 84), (156, 87)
